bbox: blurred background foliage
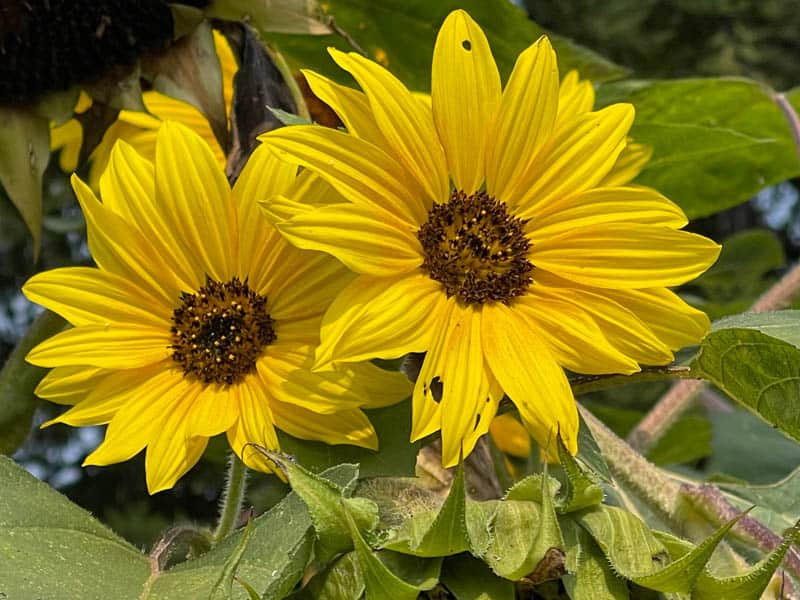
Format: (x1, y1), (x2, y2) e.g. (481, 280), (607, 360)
(1, 0), (800, 554)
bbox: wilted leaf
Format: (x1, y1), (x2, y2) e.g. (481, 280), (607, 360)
(207, 0), (331, 35)
(0, 107), (50, 255)
(142, 20), (228, 150)
(691, 327), (800, 444)
(596, 78), (799, 219)
(271, 0), (625, 93)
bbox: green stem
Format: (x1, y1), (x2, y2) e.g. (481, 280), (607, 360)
(570, 365), (693, 396)
(213, 453), (248, 544)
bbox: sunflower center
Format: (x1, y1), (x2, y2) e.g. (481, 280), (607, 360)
(417, 190), (533, 305)
(170, 277), (276, 385)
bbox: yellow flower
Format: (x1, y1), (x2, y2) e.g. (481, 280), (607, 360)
(51, 30), (237, 188)
(24, 122), (408, 493)
(258, 10), (720, 466)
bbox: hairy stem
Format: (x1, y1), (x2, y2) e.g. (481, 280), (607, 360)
(213, 453), (248, 544)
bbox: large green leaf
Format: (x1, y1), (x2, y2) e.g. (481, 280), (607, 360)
(563, 528), (628, 600)
(691, 325), (800, 444)
(0, 107), (50, 256)
(710, 310), (800, 348)
(440, 553), (515, 600)
(271, 0), (625, 93)
(0, 456), (363, 599)
(596, 78), (799, 219)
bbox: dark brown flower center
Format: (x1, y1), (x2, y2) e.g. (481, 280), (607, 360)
(170, 277), (276, 385)
(417, 190), (533, 305)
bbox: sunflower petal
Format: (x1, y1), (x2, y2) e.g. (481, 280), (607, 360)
(316, 273), (446, 369)
(535, 279), (675, 365)
(482, 303), (578, 457)
(531, 224), (721, 288)
(487, 36), (558, 202)
(270, 400), (378, 450)
(226, 374), (281, 473)
(27, 324), (171, 369)
(145, 391), (208, 494)
(490, 413), (531, 458)
(270, 196), (422, 278)
(154, 121), (236, 282)
(600, 142), (652, 187)
(516, 288), (640, 375)
(71, 175), (183, 304)
(84, 368), (189, 466)
(339, 362), (412, 408)
(259, 345), (376, 413)
(36, 366), (107, 405)
(555, 70), (595, 125)
(432, 9), (501, 194)
(260, 125), (427, 225)
(600, 287), (710, 350)
(330, 48), (448, 205)
(98, 141), (204, 290)
(185, 384), (238, 438)
(527, 186), (688, 242)
(302, 69), (386, 145)
(23, 267), (169, 328)
(513, 104), (634, 218)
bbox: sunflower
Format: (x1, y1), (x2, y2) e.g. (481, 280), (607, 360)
(258, 10), (720, 466)
(50, 30), (236, 188)
(24, 121), (409, 493)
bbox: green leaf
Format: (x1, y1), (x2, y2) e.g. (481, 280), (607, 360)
(711, 310), (800, 348)
(344, 507), (441, 600)
(576, 505), (668, 579)
(0, 457), (357, 598)
(209, 519), (254, 600)
(717, 466), (800, 518)
(646, 415), (712, 466)
(382, 462), (471, 557)
(691, 327), (800, 444)
(690, 229), (785, 318)
(440, 553), (515, 600)
(693, 521), (800, 600)
(265, 453), (377, 564)
(268, 106), (313, 126)
(292, 552), (364, 600)
(0, 107), (50, 256)
(576, 410), (612, 483)
(207, 0), (332, 35)
(484, 500), (542, 580)
(271, 0), (625, 93)
(563, 528), (628, 600)
(596, 78), (799, 219)
(634, 515), (744, 592)
(556, 437), (605, 513)
(277, 400), (420, 477)
(0, 310), (66, 454)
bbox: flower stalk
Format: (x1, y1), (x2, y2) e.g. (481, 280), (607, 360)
(213, 453), (248, 544)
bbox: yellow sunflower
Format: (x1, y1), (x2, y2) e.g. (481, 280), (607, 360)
(50, 30), (236, 189)
(258, 10), (720, 466)
(24, 121), (408, 493)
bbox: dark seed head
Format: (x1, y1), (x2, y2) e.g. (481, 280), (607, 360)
(170, 277), (276, 385)
(417, 190), (533, 305)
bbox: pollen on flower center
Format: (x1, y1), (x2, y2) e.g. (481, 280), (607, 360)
(170, 277), (276, 385)
(417, 190), (534, 305)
